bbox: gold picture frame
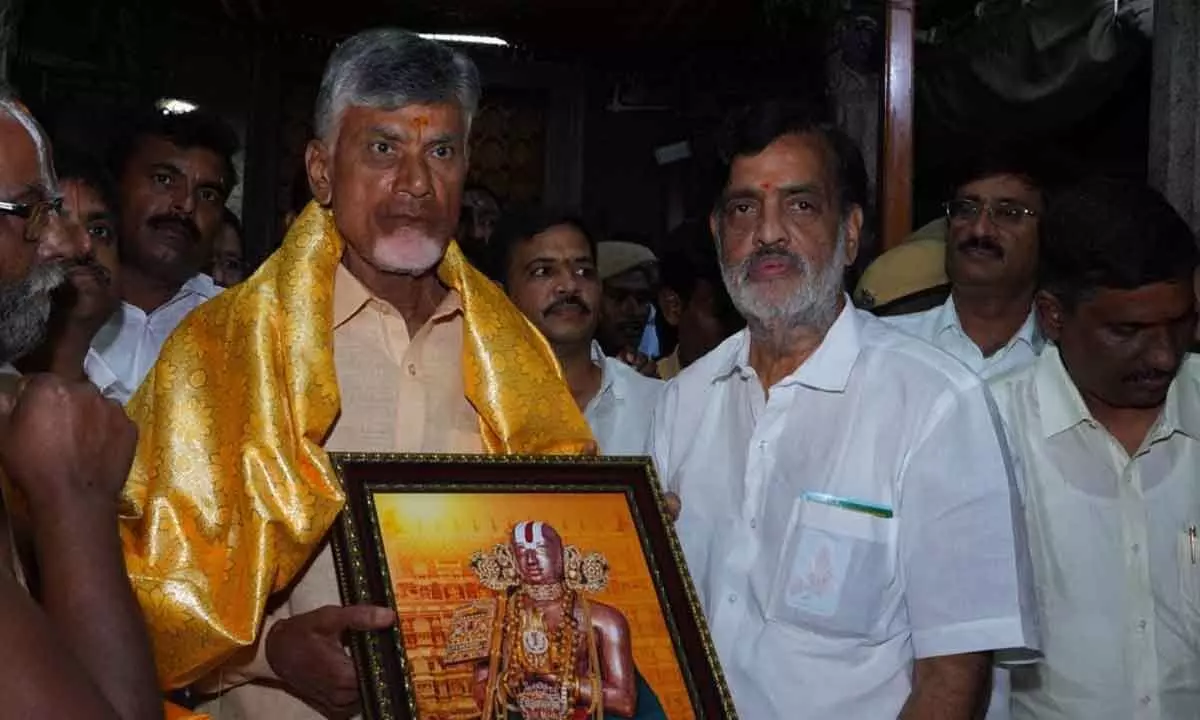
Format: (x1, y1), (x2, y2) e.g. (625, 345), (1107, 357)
(329, 453), (737, 720)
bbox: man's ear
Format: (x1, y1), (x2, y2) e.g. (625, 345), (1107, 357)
(841, 205), (864, 268)
(304, 139), (333, 206)
(659, 287), (684, 328)
(1035, 289), (1065, 343)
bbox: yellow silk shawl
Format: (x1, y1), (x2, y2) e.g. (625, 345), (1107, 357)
(118, 203), (595, 689)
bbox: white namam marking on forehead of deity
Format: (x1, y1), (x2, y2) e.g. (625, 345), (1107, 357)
(513, 521), (547, 550)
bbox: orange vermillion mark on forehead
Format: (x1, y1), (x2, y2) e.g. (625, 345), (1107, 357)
(760, 182), (772, 191)
(411, 115), (429, 143)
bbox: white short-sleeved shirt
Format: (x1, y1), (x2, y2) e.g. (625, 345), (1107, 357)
(886, 296), (1044, 379)
(584, 341), (664, 455)
(651, 301), (1039, 718)
(886, 294), (1044, 720)
(88, 273), (221, 404)
(991, 348), (1200, 720)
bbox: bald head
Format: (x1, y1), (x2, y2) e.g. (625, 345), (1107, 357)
(0, 95), (55, 192)
(0, 100), (85, 363)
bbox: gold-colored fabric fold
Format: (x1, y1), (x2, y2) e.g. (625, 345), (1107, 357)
(119, 202), (594, 689)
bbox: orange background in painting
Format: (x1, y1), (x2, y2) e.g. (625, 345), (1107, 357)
(375, 491), (695, 720)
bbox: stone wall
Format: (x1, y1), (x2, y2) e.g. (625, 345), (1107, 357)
(1149, 0), (1200, 232)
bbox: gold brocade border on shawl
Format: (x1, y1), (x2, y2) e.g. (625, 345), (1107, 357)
(328, 453), (738, 720)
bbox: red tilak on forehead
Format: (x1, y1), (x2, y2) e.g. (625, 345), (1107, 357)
(524, 522), (535, 544)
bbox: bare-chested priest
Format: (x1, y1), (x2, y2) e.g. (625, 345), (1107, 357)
(0, 89), (161, 719)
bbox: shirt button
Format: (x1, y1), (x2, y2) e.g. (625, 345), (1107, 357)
(1141, 695), (1152, 705)
(1132, 543), (1140, 554)
(728, 593), (738, 604)
(407, 364), (417, 376)
(1137, 619), (1147, 632)
(750, 518), (758, 529)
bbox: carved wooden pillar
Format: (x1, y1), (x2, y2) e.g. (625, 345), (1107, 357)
(881, 0), (916, 250)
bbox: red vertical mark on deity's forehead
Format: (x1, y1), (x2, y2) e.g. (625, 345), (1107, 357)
(524, 522), (535, 545)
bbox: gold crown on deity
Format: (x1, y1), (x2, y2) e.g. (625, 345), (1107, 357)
(469, 521), (609, 595)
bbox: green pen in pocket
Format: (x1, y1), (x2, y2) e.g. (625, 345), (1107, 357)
(802, 491), (894, 519)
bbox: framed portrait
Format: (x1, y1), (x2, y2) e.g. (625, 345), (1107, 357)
(330, 453), (737, 720)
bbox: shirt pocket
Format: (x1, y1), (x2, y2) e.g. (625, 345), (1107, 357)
(765, 497), (896, 639)
(1179, 526), (1200, 634)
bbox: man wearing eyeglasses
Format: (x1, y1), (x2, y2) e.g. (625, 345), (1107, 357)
(0, 91), (164, 719)
(887, 146), (1058, 381)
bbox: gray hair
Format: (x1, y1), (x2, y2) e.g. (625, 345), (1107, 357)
(314, 28), (481, 142)
(0, 85), (56, 192)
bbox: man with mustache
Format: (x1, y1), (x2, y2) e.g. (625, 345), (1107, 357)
(887, 147), (1053, 380)
(989, 178), (1200, 720)
(90, 108), (237, 403)
(650, 100), (1036, 719)
(0, 91), (164, 719)
(596, 239), (658, 367)
(489, 208), (664, 453)
(16, 150), (127, 400)
(119, 29), (592, 718)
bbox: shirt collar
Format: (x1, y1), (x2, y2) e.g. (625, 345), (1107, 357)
(590, 341), (619, 399)
(715, 297), (862, 392)
(332, 262), (462, 330)
(1162, 356), (1200, 442)
(1035, 346), (1092, 439)
(1036, 346), (1200, 442)
(181, 273), (221, 299)
(937, 296), (1044, 354)
(83, 348), (124, 397)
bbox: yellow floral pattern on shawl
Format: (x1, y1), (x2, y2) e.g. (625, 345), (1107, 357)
(119, 203), (595, 688)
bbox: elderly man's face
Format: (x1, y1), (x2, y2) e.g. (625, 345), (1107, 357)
(308, 102), (468, 275)
(0, 115), (89, 362)
(712, 132), (861, 331)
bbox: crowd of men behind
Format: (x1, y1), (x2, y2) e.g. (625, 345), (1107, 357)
(0, 25), (1197, 720)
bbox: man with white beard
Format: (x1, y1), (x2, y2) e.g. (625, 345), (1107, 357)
(650, 101), (1038, 719)
(0, 89), (161, 719)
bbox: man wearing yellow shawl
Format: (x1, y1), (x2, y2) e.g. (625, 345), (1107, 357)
(119, 29), (595, 719)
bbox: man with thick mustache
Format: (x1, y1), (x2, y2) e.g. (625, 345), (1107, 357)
(649, 101), (1037, 719)
(119, 29), (592, 718)
(489, 208), (664, 453)
(90, 108), (237, 403)
(16, 150), (126, 399)
(991, 178), (1200, 720)
(887, 147), (1055, 380)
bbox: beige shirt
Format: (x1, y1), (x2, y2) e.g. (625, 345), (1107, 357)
(198, 264), (483, 719)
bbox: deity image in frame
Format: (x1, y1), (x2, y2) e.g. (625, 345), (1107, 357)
(329, 454), (736, 720)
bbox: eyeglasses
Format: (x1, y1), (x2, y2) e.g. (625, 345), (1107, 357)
(0, 196), (65, 236)
(944, 198), (1037, 228)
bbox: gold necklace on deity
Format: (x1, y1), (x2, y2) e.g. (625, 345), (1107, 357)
(498, 585), (581, 720)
